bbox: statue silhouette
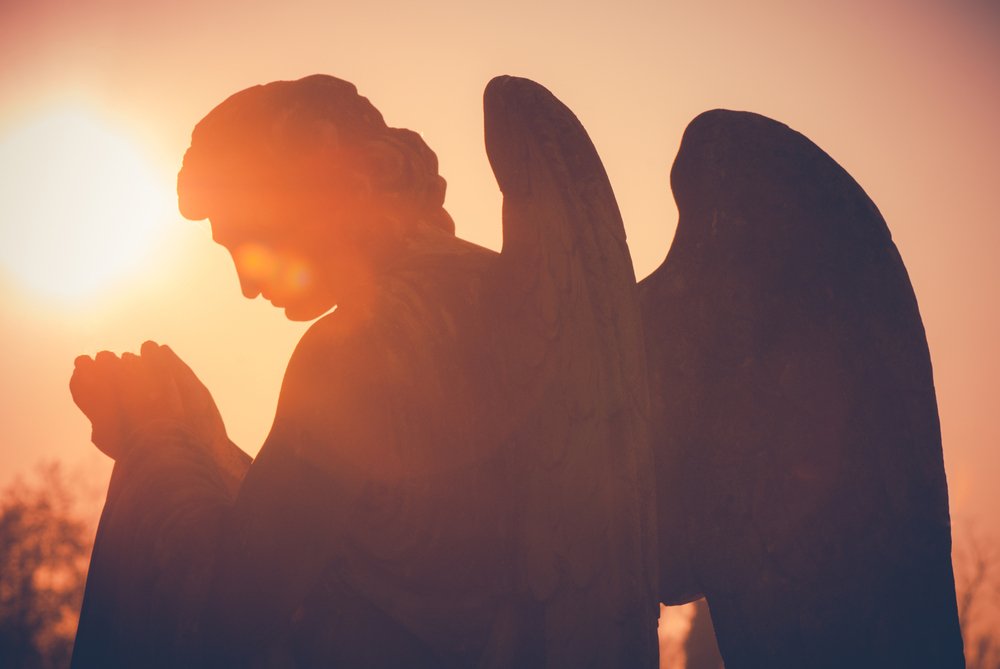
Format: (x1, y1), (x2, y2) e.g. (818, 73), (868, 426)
(70, 75), (657, 668)
(69, 75), (963, 668)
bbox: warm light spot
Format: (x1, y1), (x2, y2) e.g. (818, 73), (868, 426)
(0, 109), (172, 302)
(285, 259), (312, 290)
(232, 242), (314, 301)
(234, 242), (274, 283)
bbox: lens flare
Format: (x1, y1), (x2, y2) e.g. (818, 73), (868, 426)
(232, 242), (314, 303)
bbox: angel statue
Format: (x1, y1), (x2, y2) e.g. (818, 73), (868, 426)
(68, 74), (964, 668)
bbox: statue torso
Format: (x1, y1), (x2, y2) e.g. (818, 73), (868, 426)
(245, 230), (511, 661)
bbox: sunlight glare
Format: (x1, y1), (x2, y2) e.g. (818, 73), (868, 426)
(0, 109), (172, 302)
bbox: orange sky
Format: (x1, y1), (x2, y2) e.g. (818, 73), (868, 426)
(1, 0), (998, 570)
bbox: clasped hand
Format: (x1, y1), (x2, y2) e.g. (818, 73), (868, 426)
(70, 341), (227, 461)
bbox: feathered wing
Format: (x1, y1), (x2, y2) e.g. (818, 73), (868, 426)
(483, 76), (658, 668)
(640, 110), (964, 668)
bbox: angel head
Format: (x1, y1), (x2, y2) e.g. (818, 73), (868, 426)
(177, 74), (454, 320)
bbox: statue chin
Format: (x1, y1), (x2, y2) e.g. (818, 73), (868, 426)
(282, 300), (335, 322)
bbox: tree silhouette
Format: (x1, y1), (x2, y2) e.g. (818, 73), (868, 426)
(955, 524), (1000, 669)
(0, 463), (94, 669)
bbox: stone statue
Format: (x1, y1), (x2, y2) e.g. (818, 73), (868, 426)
(70, 75), (657, 668)
(69, 74), (963, 668)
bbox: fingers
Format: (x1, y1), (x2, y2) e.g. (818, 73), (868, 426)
(147, 342), (227, 442)
(71, 344), (166, 441)
(71, 342), (225, 458)
(119, 351), (156, 407)
(150, 342), (200, 387)
(70, 350), (120, 412)
(69, 355), (95, 405)
(159, 345), (210, 404)
(94, 350), (118, 365)
(70, 350), (125, 458)
(140, 339), (159, 358)
(144, 341), (204, 400)
(134, 342), (185, 417)
(157, 343), (189, 371)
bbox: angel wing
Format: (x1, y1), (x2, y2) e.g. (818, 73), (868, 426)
(483, 76), (658, 668)
(640, 110), (964, 667)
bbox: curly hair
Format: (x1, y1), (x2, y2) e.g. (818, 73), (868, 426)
(177, 74), (454, 240)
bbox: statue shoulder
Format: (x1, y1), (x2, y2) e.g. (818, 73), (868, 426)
(291, 230), (498, 370)
(277, 291), (408, 421)
(264, 243), (497, 475)
(262, 297), (418, 480)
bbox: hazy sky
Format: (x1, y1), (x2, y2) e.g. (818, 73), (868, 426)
(1, 0), (997, 553)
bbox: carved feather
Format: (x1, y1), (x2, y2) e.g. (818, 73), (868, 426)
(640, 110), (964, 668)
(485, 75), (658, 668)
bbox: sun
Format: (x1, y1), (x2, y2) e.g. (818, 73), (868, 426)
(0, 108), (173, 303)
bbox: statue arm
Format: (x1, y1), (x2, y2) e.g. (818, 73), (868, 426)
(74, 287), (476, 666)
(71, 344), (251, 667)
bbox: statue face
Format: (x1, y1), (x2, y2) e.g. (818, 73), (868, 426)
(209, 214), (339, 322)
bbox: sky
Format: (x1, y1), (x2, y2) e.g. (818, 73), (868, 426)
(1, 0), (998, 602)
